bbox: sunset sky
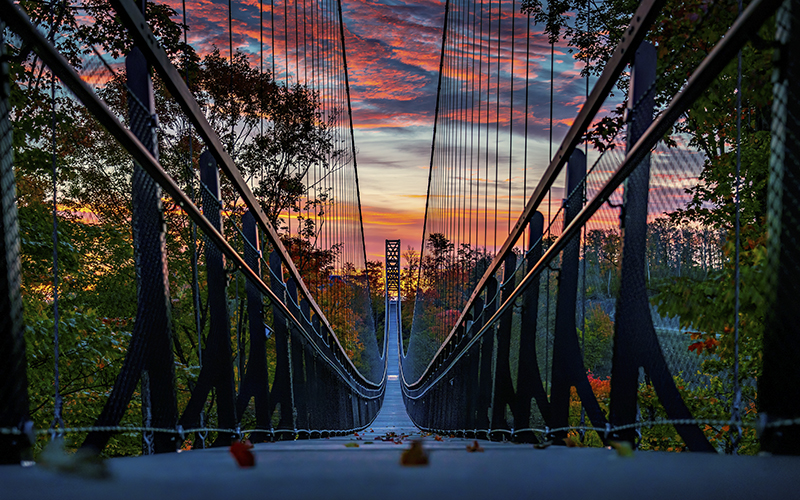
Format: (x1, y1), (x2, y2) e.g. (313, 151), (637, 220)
(163, 0), (590, 261)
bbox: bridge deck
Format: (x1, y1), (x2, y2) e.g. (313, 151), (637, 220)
(369, 301), (418, 437)
(1, 307), (797, 499)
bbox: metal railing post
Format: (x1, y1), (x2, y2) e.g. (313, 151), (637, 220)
(269, 251), (295, 435)
(0, 16), (31, 464)
(286, 278), (309, 435)
(761, 0), (800, 454)
(475, 280), (497, 438)
(549, 149), (602, 444)
(609, 41), (713, 451)
(491, 252), (517, 437)
(513, 212), (547, 443)
(177, 151), (237, 447)
(83, 40), (178, 454)
(236, 211), (271, 442)
(128, 44), (178, 455)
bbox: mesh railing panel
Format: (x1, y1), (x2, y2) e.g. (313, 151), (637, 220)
(403, 0), (797, 455)
(0, 0), (385, 460)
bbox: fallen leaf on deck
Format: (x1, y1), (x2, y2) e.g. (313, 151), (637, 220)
(230, 440), (256, 468)
(609, 441), (634, 457)
(344, 442), (360, 448)
(400, 440), (429, 466)
(563, 437), (585, 448)
(466, 441), (484, 452)
(378, 432), (402, 442)
(533, 441), (553, 449)
(434, 435), (444, 442)
(39, 440), (110, 479)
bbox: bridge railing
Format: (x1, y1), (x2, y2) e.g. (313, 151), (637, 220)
(0, 0), (385, 462)
(403, 0), (800, 453)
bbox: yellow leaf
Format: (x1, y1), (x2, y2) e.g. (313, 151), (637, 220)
(609, 440), (634, 457)
(400, 440), (429, 466)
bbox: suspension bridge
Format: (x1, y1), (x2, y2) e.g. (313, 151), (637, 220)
(1, 0), (799, 497)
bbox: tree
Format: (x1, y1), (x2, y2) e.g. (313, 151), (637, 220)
(425, 232), (453, 270)
(193, 48), (340, 238)
(400, 246), (420, 344)
(8, 0), (198, 456)
(364, 260), (386, 345)
(584, 228), (621, 298)
(8, 0), (362, 455)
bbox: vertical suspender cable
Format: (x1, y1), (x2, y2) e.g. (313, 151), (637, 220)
(579, 0), (590, 441)
(271, 0), (276, 76)
(335, 0), (370, 312)
(509, 0), (516, 238)
(489, 0), (496, 253)
(545, 30), (555, 396)
(305, 0), (311, 236)
(289, 0), (295, 237)
(458, 0), (466, 303)
(548, 39), (553, 223)
(476, 0), (484, 257)
(228, 0), (243, 391)
(49, 1), (64, 436)
(261, 0), (264, 140)
(418, 0), (451, 297)
(284, 0), (289, 83)
(229, 0), (234, 152)
(182, 0), (202, 371)
(181, 3), (206, 446)
(455, 0), (462, 314)
(484, 0), (490, 253)
(523, 12), (530, 252)
(294, 0), (300, 80)
(731, 0), (743, 454)
(303, 0), (308, 83)
(449, 5), (456, 314)
(469, 0), (477, 267)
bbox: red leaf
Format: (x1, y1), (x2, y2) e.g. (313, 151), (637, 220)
(466, 440), (484, 452)
(230, 441), (255, 468)
(688, 341), (704, 354)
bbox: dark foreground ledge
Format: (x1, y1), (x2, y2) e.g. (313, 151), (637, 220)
(1, 435), (797, 500)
